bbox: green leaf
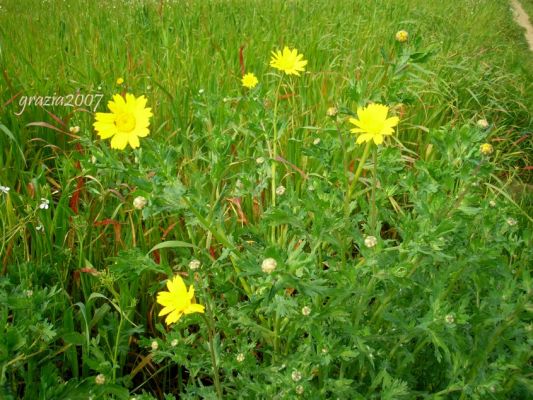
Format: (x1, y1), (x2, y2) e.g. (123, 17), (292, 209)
(148, 240), (196, 254)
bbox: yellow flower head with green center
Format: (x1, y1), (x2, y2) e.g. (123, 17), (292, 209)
(395, 30), (409, 43)
(349, 103), (399, 145)
(242, 72), (259, 89)
(156, 274), (205, 326)
(93, 93), (152, 150)
(270, 46), (308, 76)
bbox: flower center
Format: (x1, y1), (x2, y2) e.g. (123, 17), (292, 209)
(116, 113), (136, 132)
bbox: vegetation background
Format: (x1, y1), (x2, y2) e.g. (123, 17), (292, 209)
(0, 0), (531, 399)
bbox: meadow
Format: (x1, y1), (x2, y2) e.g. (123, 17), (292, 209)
(0, 0), (532, 399)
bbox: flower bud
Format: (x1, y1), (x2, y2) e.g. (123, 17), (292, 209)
(364, 236), (378, 248)
(261, 257), (277, 274)
(476, 119), (489, 129)
(133, 196), (148, 210)
(480, 143), (493, 155)
(95, 374), (106, 385)
(395, 30), (408, 42)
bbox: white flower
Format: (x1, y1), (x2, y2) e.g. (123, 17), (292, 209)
(189, 259), (201, 270)
(445, 314), (455, 324)
(301, 306), (311, 316)
(489, 200), (496, 207)
(171, 339), (178, 347)
(39, 198), (50, 210)
(236, 353), (245, 363)
(295, 385), (304, 395)
(313, 138), (321, 145)
(151, 341), (159, 351)
(476, 119), (489, 129)
(95, 374), (106, 385)
(25, 290), (33, 297)
(291, 370), (302, 382)
(133, 196), (147, 210)
(261, 258), (277, 274)
(275, 185), (286, 196)
(506, 217), (517, 226)
(364, 236), (378, 248)
(255, 156), (265, 164)
(0, 185), (10, 194)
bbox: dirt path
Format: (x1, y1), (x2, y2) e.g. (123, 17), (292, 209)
(511, 0), (533, 51)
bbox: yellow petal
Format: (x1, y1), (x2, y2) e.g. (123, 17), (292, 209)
(165, 309), (183, 325)
(184, 303), (205, 314)
(110, 132), (129, 149)
(156, 291), (175, 307)
(383, 116), (399, 130)
(94, 122), (117, 139)
(167, 275), (187, 296)
(158, 305), (175, 317)
(373, 134), (384, 145)
(128, 134), (140, 149)
(356, 133), (372, 144)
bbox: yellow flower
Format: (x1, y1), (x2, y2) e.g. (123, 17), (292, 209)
(93, 93), (152, 150)
(116, 77), (124, 85)
(349, 103), (399, 145)
(242, 72), (259, 89)
(395, 30), (409, 43)
(270, 46), (308, 76)
(480, 143), (493, 155)
(156, 274), (205, 326)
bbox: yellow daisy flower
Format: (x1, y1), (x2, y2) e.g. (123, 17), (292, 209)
(93, 93), (152, 150)
(270, 46), (308, 76)
(242, 72), (259, 89)
(349, 103), (399, 145)
(116, 77), (124, 85)
(156, 274), (205, 326)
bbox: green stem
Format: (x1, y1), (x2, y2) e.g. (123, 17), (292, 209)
(112, 312), (125, 383)
(270, 77), (283, 243)
(203, 313), (223, 399)
(344, 141), (373, 218)
(371, 148), (378, 233)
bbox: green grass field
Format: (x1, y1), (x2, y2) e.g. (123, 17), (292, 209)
(1, 0), (532, 399)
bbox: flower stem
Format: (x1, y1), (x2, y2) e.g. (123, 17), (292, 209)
(370, 147), (378, 233)
(344, 141), (372, 218)
(203, 312), (223, 399)
(270, 77), (283, 242)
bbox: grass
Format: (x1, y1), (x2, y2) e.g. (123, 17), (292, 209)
(0, 0), (532, 399)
